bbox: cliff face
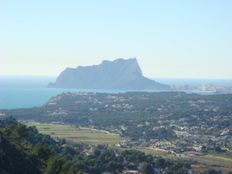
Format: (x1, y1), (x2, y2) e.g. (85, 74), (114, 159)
(48, 58), (171, 90)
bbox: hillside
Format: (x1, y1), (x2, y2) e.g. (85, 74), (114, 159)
(0, 136), (41, 174)
(0, 117), (192, 174)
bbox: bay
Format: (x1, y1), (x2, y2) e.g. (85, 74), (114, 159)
(0, 75), (231, 109)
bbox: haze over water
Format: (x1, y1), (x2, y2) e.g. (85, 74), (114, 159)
(0, 75), (231, 109)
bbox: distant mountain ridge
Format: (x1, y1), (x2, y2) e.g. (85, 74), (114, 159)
(48, 58), (171, 90)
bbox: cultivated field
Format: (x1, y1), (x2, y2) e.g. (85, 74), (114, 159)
(24, 121), (123, 145)
(140, 148), (232, 173)
(24, 121), (232, 173)
(190, 152), (232, 173)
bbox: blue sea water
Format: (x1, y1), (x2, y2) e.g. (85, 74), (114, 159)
(0, 76), (132, 109)
(0, 87), (134, 109)
(0, 76), (231, 109)
(0, 88), (63, 109)
(0, 76), (51, 109)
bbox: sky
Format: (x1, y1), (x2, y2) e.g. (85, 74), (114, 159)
(1, 0), (232, 79)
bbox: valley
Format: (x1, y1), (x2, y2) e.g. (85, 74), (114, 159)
(1, 91), (232, 173)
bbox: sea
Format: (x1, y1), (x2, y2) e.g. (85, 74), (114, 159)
(0, 75), (232, 109)
(0, 76), (130, 109)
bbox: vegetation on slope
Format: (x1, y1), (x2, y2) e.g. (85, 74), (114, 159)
(0, 117), (192, 174)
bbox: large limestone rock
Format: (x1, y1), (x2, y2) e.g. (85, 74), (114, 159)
(48, 58), (170, 90)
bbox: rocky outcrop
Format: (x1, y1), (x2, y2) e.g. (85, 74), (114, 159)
(48, 58), (170, 90)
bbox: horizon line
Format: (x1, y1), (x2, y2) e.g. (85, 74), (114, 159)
(0, 74), (231, 80)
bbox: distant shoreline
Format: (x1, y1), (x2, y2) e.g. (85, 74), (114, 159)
(0, 75), (232, 109)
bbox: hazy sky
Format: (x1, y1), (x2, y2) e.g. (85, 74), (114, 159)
(1, 0), (232, 78)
